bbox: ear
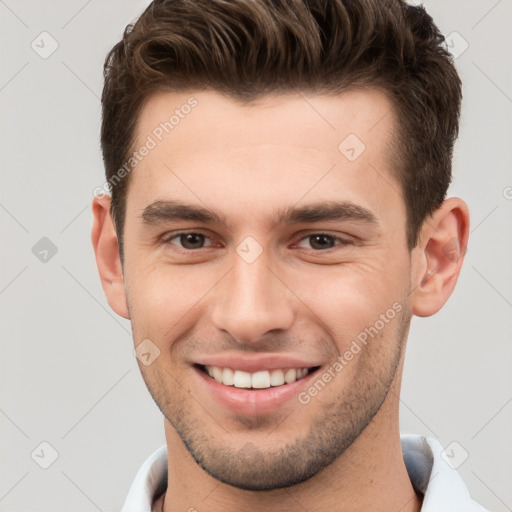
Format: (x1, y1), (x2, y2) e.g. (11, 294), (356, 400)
(91, 195), (130, 319)
(411, 197), (470, 317)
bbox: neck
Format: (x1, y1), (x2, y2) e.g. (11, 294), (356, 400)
(159, 379), (422, 512)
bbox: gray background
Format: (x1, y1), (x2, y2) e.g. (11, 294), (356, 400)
(0, 0), (511, 510)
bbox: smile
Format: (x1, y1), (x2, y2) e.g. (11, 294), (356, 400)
(192, 355), (324, 415)
(200, 365), (318, 389)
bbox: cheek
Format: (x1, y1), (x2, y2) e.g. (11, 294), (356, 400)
(291, 260), (407, 342)
(125, 260), (217, 341)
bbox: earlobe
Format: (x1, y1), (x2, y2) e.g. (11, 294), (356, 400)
(411, 198), (469, 317)
(91, 196), (130, 319)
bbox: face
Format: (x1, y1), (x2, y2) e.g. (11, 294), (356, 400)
(120, 89), (413, 489)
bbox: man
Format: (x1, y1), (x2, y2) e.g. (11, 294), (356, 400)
(91, 0), (488, 510)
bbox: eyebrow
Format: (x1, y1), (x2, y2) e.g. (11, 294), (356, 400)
(140, 199), (378, 229)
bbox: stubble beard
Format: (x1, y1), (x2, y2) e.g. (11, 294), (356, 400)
(140, 304), (411, 491)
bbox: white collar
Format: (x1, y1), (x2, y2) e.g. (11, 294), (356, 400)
(121, 435), (488, 512)
(401, 435), (488, 512)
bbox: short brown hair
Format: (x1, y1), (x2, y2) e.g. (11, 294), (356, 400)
(100, 0), (462, 255)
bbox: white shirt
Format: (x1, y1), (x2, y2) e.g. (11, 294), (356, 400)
(121, 435), (489, 512)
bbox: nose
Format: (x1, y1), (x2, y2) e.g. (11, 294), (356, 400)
(211, 249), (295, 344)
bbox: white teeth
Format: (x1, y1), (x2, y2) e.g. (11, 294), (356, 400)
(222, 367), (234, 386)
(270, 369), (285, 386)
(233, 370), (252, 388)
(213, 366), (223, 383)
(284, 368), (296, 383)
(297, 368), (308, 379)
(204, 365), (311, 389)
(251, 371), (271, 389)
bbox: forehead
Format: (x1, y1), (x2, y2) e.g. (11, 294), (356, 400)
(135, 88), (396, 154)
(127, 88), (403, 230)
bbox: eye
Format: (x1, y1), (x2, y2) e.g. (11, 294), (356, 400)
(162, 231), (214, 250)
(296, 233), (351, 251)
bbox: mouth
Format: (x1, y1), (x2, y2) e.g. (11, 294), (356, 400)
(192, 355), (324, 415)
(196, 364), (321, 389)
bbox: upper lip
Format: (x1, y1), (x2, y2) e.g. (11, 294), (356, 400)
(193, 353), (322, 373)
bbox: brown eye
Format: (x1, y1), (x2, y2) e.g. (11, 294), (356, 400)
(164, 232), (213, 250)
(296, 233), (350, 251)
(309, 234), (336, 250)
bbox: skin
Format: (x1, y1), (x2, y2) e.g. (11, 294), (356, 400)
(92, 89), (469, 512)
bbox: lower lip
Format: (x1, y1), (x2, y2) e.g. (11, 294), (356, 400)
(194, 366), (319, 415)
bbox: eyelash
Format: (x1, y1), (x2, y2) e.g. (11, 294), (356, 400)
(160, 231), (353, 252)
